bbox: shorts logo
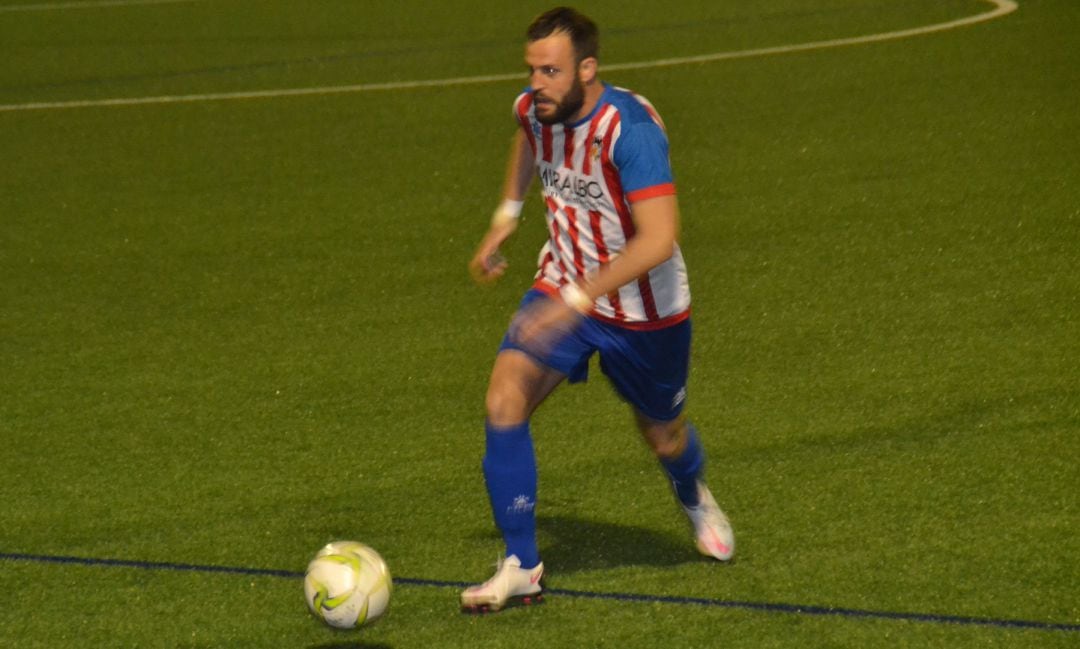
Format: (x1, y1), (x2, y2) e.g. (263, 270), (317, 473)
(672, 387), (687, 409)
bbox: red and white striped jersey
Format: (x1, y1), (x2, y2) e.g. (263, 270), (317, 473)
(514, 83), (691, 330)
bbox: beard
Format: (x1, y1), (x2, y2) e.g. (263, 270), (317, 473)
(534, 74), (586, 125)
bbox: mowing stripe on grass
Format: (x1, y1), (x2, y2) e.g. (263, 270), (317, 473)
(0, 0), (194, 12)
(2, 551), (1076, 633)
(0, 0), (1018, 113)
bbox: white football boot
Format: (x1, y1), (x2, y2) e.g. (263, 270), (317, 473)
(460, 555), (545, 613)
(682, 481), (735, 561)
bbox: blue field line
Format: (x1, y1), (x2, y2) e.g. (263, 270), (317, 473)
(2, 551), (1077, 633)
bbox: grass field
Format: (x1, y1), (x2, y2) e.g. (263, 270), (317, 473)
(1, 1), (1078, 647)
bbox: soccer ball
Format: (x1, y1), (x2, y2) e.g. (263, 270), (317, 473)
(303, 541), (392, 629)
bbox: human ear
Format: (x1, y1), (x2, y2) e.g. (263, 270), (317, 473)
(578, 57), (598, 83)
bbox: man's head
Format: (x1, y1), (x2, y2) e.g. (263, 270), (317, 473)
(525, 7), (600, 125)
(527, 6), (598, 64)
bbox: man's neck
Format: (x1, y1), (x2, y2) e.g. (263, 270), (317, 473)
(567, 80), (604, 125)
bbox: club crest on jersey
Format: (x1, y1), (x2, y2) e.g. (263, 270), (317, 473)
(589, 136), (603, 163)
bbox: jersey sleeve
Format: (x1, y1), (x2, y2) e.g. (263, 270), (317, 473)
(513, 91), (529, 127)
(612, 121), (676, 202)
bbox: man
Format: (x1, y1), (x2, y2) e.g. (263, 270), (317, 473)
(462, 7), (734, 614)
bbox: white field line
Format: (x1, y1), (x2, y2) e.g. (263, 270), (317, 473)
(0, 0), (194, 12)
(601, 0), (1019, 72)
(0, 0), (1018, 113)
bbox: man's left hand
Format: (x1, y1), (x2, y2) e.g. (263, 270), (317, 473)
(509, 295), (583, 356)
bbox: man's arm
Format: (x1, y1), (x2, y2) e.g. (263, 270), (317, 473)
(512, 193), (680, 348)
(571, 193), (679, 304)
(469, 130), (536, 284)
(500, 129), (536, 209)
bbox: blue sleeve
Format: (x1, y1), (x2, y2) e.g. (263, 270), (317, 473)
(612, 121), (674, 194)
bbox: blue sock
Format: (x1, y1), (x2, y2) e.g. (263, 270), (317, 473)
(660, 422), (704, 508)
(482, 420), (540, 569)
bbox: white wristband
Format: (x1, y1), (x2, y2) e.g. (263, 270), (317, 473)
(560, 283), (592, 313)
(491, 199), (524, 226)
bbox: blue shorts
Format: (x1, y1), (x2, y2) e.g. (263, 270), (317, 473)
(499, 289), (691, 422)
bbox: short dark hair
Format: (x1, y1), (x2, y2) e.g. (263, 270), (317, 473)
(526, 6), (599, 63)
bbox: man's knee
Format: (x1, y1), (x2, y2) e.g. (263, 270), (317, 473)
(639, 416), (687, 459)
(485, 383), (531, 427)
(485, 351), (564, 427)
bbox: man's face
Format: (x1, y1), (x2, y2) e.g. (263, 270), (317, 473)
(526, 32), (586, 125)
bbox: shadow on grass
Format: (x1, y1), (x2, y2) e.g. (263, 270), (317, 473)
(536, 514), (696, 572)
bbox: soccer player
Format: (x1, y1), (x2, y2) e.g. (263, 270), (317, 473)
(462, 6), (734, 613)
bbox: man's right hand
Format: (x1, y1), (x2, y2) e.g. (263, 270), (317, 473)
(469, 215), (518, 284)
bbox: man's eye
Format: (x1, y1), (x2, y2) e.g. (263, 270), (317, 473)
(527, 66), (559, 77)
